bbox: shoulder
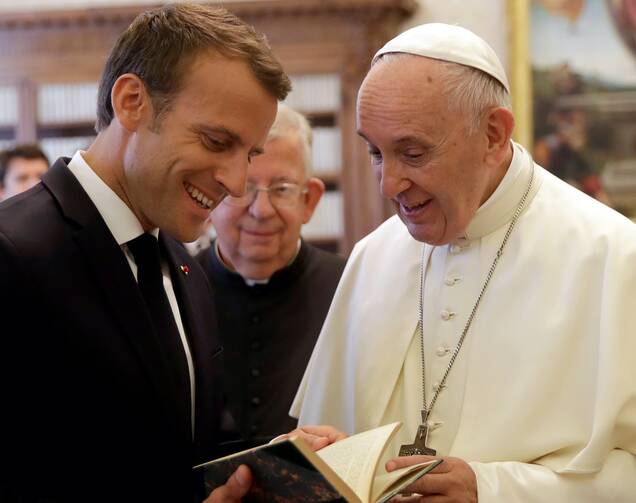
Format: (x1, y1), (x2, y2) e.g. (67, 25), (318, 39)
(531, 167), (636, 249)
(349, 214), (417, 265)
(304, 242), (347, 273)
(0, 184), (67, 262)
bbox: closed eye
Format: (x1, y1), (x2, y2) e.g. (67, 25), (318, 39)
(201, 134), (230, 152)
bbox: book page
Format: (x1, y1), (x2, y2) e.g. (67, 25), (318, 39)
(316, 422), (401, 503)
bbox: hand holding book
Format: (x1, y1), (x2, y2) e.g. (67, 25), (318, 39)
(201, 424), (345, 503)
(198, 422), (442, 503)
(385, 455), (476, 502)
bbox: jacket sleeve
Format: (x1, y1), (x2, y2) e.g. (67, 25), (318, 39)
(470, 449), (636, 502)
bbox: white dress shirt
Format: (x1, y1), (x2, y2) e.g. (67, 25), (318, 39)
(67, 151), (196, 433)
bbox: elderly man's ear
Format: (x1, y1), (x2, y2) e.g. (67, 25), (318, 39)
(302, 177), (326, 224)
(483, 107), (515, 167)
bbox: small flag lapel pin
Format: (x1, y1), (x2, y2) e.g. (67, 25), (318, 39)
(180, 264), (190, 275)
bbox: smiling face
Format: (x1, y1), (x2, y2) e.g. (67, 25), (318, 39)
(357, 56), (503, 245)
(115, 54), (277, 242)
(210, 134), (324, 280)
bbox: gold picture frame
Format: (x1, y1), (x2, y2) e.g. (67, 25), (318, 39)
(510, 0), (636, 216)
(508, 0), (532, 151)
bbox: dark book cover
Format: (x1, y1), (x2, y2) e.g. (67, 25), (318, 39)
(197, 439), (348, 502)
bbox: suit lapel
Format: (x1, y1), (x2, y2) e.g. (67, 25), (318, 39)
(42, 160), (184, 430)
(161, 234), (221, 450)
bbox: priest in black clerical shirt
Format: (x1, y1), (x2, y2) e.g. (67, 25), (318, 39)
(196, 104), (346, 454)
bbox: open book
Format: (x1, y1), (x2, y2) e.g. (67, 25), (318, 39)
(194, 422), (442, 503)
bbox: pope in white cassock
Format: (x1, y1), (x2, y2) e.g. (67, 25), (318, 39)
(291, 23), (636, 502)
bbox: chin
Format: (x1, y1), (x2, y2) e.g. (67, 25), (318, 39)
(403, 221), (444, 245)
(166, 222), (203, 243)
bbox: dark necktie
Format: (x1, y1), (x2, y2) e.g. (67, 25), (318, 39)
(127, 233), (191, 429)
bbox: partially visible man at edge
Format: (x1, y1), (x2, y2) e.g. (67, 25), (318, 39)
(0, 144), (49, 201)
(0, 4), (338, 502)
(197, 104), (346, 452)
(292, 24), (636, 502)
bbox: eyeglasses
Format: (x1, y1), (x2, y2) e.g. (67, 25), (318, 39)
(223, 182), (308, 208)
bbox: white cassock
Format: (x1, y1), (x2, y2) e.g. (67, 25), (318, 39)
(291, 142), (636, 502)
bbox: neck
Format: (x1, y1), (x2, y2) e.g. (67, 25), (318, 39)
(84, 127), (153, 232)
(216, 240), (301, 281)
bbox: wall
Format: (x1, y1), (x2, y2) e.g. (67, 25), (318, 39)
(405, 0), (510, 71)
(0, 0), (511, 69)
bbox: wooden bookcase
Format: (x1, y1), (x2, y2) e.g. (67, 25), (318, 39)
(0, 0), (416, 254)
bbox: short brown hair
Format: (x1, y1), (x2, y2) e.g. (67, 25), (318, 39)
(0, 144), (49, 186)
(95, 3), (291, 132)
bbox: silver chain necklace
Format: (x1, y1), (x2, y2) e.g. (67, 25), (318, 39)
(399, 164), (535, 457)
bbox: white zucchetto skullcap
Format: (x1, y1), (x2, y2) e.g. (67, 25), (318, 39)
(373, 23), (510, 93)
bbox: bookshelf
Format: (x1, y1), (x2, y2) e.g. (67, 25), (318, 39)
(0, 85), (18, 150)
(0, 0), (416, 254)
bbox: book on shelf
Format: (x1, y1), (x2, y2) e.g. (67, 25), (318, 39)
(0, 85), (18, 127)
(194, 421), (442, 503)
(37, 82), (98, 124)
(302, 190), (343, 240)
(312, 126), (342, 174)
(285, 73), (341, 112)
(40, 136), (95, 163)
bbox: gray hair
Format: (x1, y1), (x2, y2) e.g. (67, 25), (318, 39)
(374, 53), (511, 135)
(267, 103), (313, 176)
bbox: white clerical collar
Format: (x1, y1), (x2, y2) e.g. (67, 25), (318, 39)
(460, 141), (537, 242)
(215, 238), (302, 286)
(67, 150), (156, 243)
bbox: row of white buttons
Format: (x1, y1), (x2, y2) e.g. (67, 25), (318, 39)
(444, 276), (462, 286)
(450, 244), (470, 255)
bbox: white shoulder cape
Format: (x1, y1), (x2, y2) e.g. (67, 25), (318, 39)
(291, 147), (636, 487)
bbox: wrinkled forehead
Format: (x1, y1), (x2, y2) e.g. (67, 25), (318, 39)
(360, 54), (446, 100)
(248, 134), (307, 181)
(357, 55), (450, 129)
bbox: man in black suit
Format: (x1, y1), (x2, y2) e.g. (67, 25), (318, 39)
(0, 4), (289, 502)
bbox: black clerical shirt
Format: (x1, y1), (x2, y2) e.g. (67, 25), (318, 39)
(197, 240), (345, 452)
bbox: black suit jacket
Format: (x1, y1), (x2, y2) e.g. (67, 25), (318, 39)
(0, 159), (223, 502)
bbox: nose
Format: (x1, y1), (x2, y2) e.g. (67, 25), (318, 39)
(379, 159), (410, 199)
(249, 189), (276, 219)
(215, 154), (249, 198)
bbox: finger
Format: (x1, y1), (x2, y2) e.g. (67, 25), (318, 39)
(390, 495), (424, 502)
(205, 465), (251, 502)
(306, 434), (331, 451)
(403, 472), (456, 496)
(386, 456), (447, 472)
(286, 430), (332, 451)
(300, 425), (348, 442)
(417, 495), (446, 503)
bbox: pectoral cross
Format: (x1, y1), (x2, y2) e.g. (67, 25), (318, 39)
(399, 409), (437, 456)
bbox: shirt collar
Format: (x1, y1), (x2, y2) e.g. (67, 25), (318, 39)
(214, 238), (303, 286)
(66, 150), (157, 244)
(460, 141), (537, 242)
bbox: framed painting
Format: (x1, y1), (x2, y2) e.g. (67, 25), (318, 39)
(511, 0), (636, 217)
